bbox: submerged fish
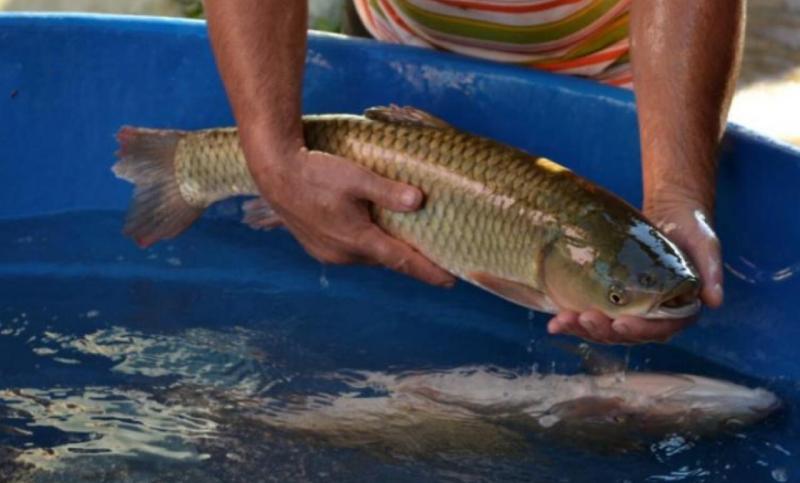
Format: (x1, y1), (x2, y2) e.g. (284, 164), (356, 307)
(113, 105), (700, 319)
(257, 366), (781, 455)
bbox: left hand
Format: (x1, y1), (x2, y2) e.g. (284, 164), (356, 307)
(546, 195), (723, 344)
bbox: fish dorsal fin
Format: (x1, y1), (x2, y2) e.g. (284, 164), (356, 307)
(364, 105), (453, 130)
(469, 272), (558, 313)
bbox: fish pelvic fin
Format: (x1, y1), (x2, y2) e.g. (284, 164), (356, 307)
(113, 126), (204, 248)
(364, 105), (453, 130)
(468, 272), (558, 314)
(242, 198), (283, 231)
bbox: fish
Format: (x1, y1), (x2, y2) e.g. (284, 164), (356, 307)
(113, 105), (700, 319)
(254, 365), (781, 455)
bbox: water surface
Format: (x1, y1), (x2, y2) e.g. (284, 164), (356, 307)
(0, 212), (796, 482)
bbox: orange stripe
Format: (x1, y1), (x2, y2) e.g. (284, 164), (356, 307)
(362, 0), (379, 31)
(535, 46), (625, 70)
(429, 0), (586, 14)
(605, 74), (633, 86)
(380, 0), (419, 36)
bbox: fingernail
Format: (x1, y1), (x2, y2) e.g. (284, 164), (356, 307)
(578, 316), (594, 332)
(547, 321), (560, 334)
(401, 189), (420, 208)
(612, 322), (630, 335)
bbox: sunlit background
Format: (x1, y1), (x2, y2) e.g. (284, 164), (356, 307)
(3, 0), (798, 147)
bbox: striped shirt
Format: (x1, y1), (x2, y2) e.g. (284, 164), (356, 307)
(353, 0), (633, 87)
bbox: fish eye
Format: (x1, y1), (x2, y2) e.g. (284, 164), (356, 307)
(639, 273), (656, 288)
(608, 285), (627, 306)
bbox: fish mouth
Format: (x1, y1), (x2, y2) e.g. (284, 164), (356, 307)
(647, 277), (701, 319)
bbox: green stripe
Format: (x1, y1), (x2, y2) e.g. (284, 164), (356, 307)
(369, 0), (389, 22)
(561, 14), (628, 60)
(392, 0), (621, 45)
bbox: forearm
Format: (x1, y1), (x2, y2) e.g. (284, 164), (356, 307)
(631, 0), (745, 213)
(205, 0), (308, 170)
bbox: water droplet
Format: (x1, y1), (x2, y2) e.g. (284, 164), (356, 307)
(770, 443), (793, 456)
(526, 340), (535, 353)
(166, 257), (182, 267)
(86, 310), (100, 319)
(319, 268), (330, 289)
(772, 467), (788, 482)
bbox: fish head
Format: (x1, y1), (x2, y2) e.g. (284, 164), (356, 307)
(543, 209), (700, 319)
(545, 373), (781, 442)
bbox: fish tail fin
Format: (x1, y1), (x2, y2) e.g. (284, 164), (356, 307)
(113, 126), (204, 248)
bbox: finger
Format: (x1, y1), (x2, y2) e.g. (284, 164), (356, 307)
(356, 226), (455, 287)
(301, 240), (355, 266)
(277, 218), (344, 264)
(550, 311), (622, 344)
(611, 315), (694, 343)
(549, 312), (601, 342)
(576, 311), (621, 344)
(672, 213), (724, 309)
(548, 311), (578, 335)
(348, 167), (424, 213)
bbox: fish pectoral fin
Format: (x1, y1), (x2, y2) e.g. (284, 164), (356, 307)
(364, 105), (453, 130)
(469, 272), (557, 314)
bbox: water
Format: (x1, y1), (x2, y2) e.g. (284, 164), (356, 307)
(0, 211), (797, 482)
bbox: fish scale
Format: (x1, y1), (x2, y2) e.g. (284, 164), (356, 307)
(113, 106), (700, 318)
(174, 117), (611, 287)
(303, 115), (565, 284)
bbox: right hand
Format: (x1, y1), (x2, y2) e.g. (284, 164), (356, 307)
(247, 141), (456, 287)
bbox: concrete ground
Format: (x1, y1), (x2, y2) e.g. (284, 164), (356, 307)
(2, 0), (798, 146)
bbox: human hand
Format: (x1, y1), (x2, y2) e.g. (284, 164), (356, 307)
(547, 194), (722, 344)
(245, 138), (456, 287)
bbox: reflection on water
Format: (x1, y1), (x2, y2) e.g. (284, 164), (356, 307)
(724, 257), (800, 285)
(0, 322), (791, 482)
(2, 386), (216, 466)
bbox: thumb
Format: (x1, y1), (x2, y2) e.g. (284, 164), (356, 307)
(670, 210), (724, 308)
(689, 209), (723, 308)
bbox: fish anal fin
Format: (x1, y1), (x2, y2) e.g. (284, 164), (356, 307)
(242, 198), (283, 231)
(364, 105), (453, 130)
(469, 272), (557, 313)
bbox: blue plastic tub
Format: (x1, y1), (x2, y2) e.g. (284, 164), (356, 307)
(1, 13), (799, 482)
